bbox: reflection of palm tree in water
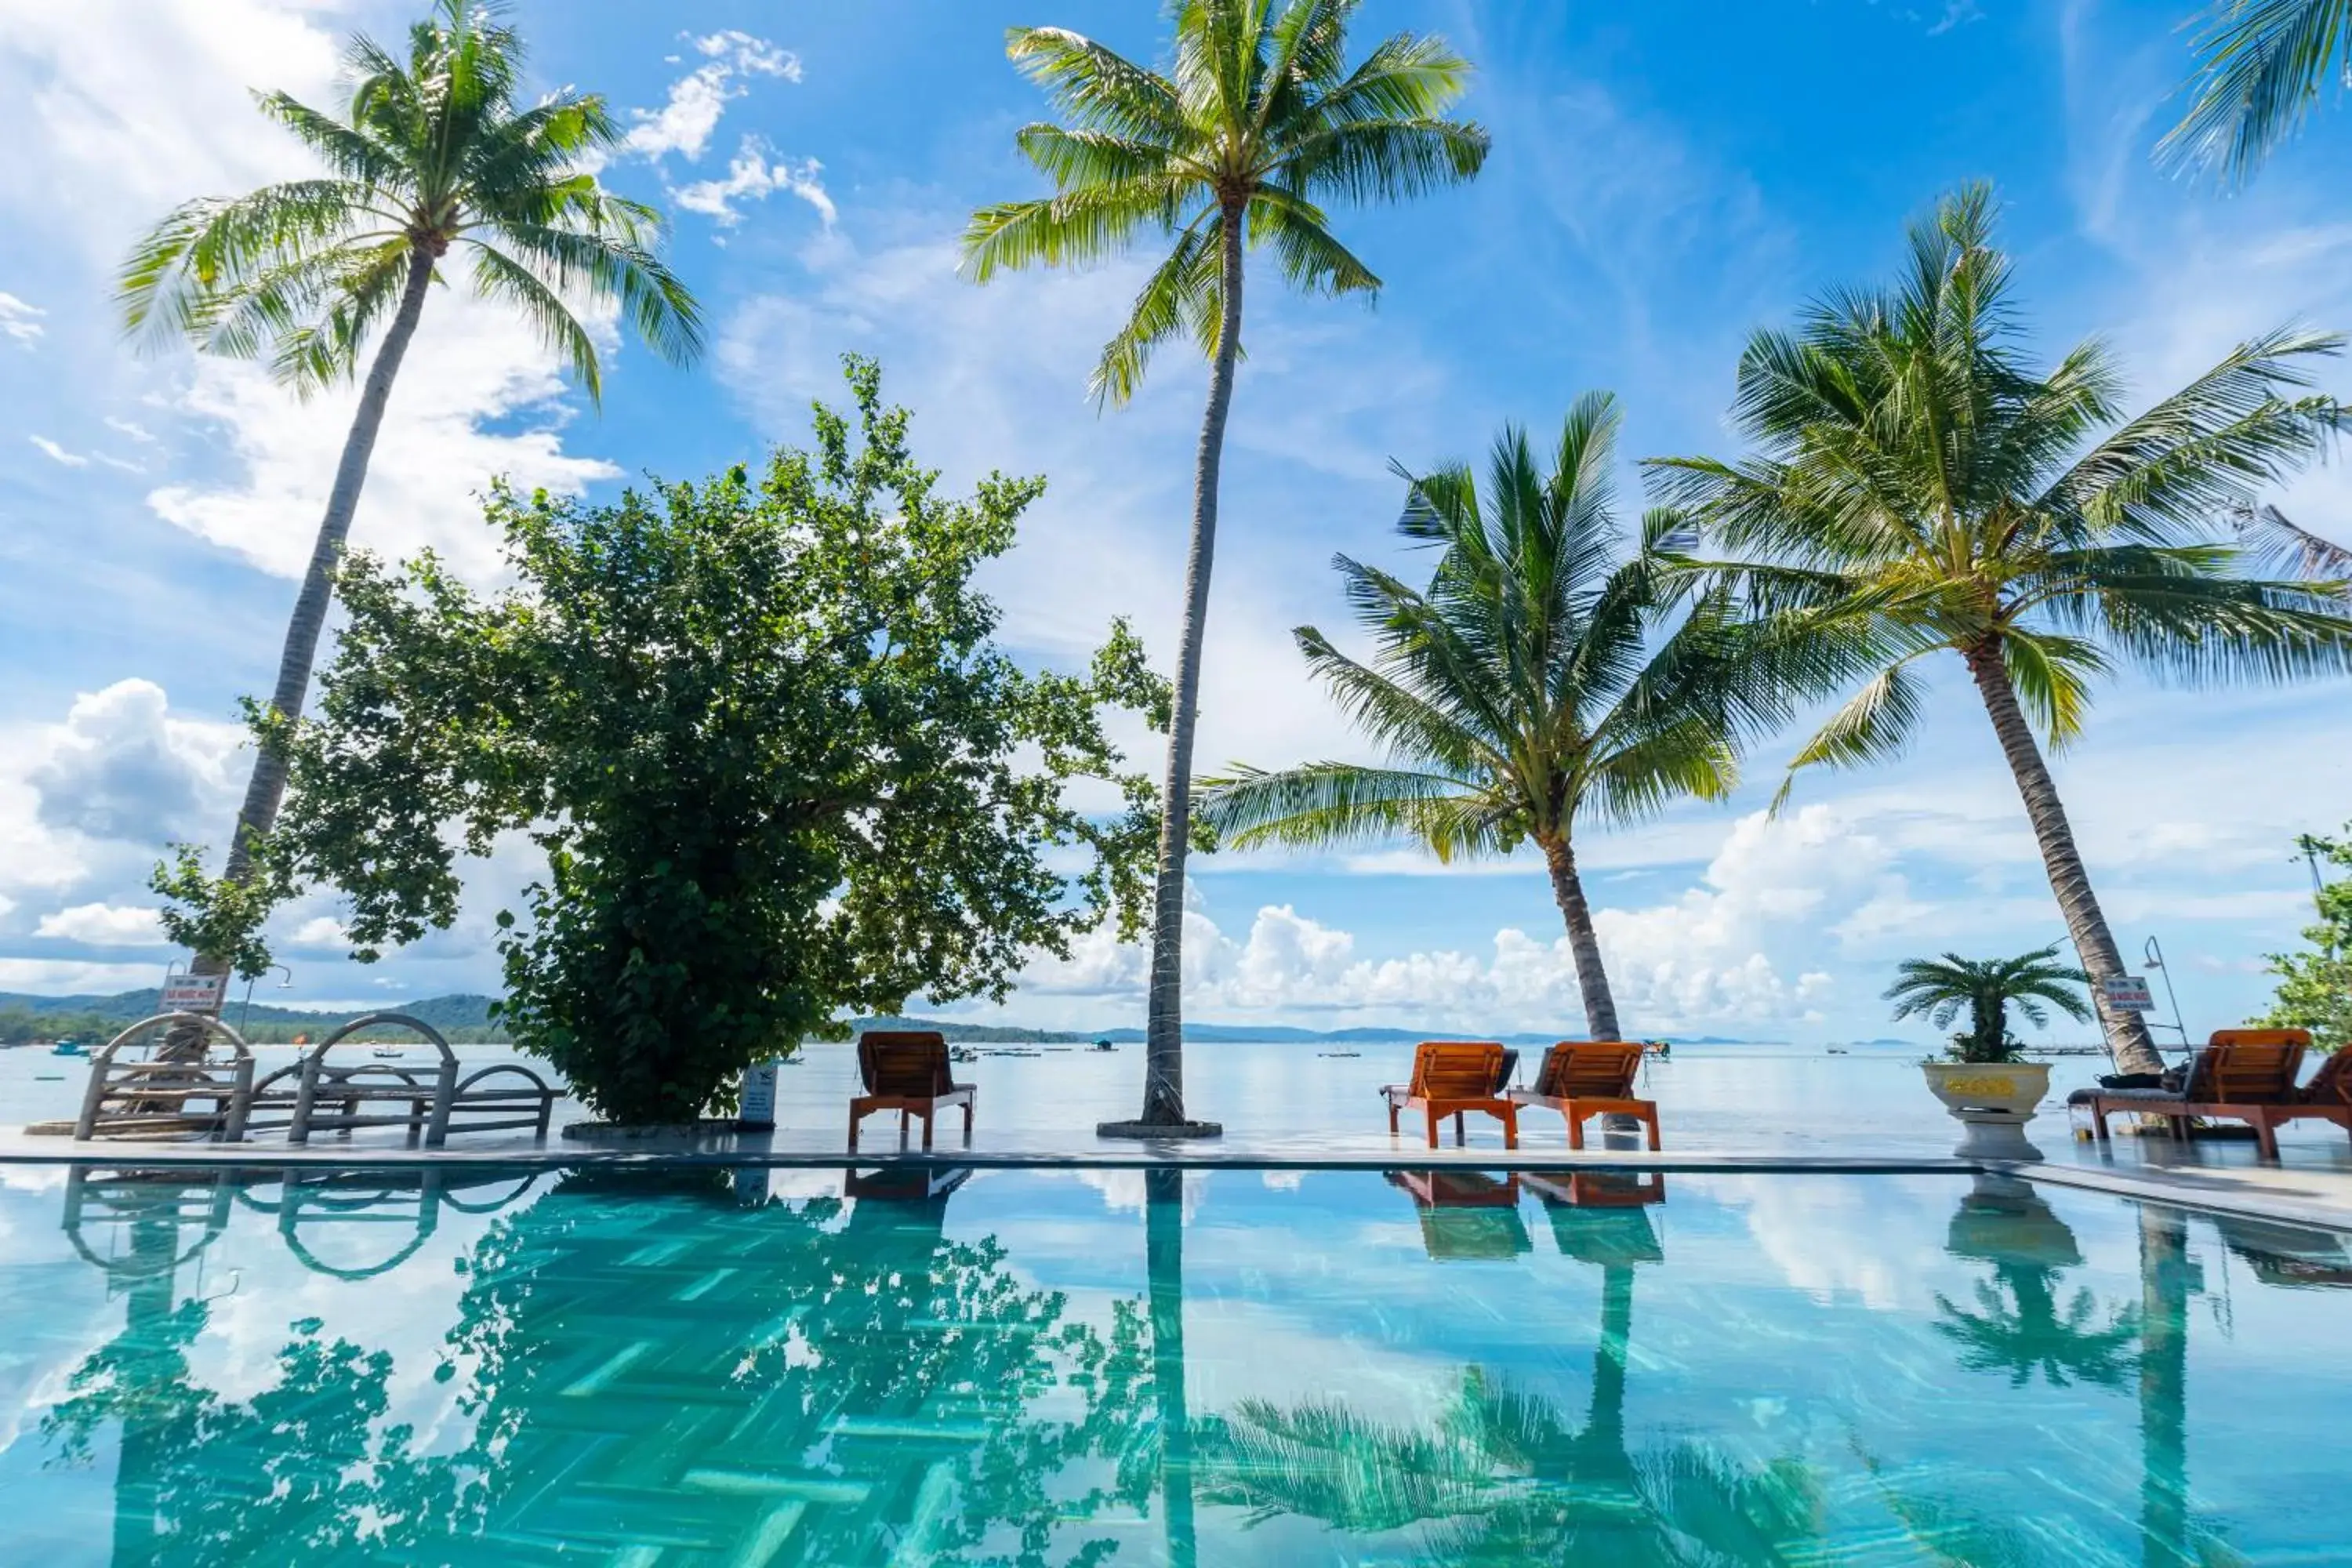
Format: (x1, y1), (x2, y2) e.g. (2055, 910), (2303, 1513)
(45, 1166), (1158, 1566)
(1198, 1178), (1820, 1565)
(1933, 1174), (2136, 1390)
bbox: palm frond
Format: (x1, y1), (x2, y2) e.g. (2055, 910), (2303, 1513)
(2159, 0), (2352, 183)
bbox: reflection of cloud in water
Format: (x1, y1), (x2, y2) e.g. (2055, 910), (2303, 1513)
(1261, 1170), (1305, 1191)
(1060, 1166), (1210, 1220)
(1709, 1174), (1961, 1309)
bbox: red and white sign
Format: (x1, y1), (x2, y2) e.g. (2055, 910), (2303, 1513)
(2099, 975), (2156, 1014)
(160, 972), (229, 1015)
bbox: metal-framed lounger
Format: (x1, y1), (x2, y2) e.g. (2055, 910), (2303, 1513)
(33, 1013), (257, 1142)
(1381, 1040), (1519, 1149)
(849, 1031), (975, 1151)
(1508, 1041), (1660, 1150)
(285, 1014), (560, 1147)
(2072, 1029), (2310, 1161)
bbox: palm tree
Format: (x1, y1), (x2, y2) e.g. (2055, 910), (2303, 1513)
(1195, 397), (1849, 1042)
(2161, 0), (2352, 183)
(121, 0), (702, 976)
(1650, 184), (2352, 1076)
(1885, 944), (2095, 1064)
(961, 0), (1489, 1132)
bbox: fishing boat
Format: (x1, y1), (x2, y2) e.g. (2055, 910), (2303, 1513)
(50, 1040), (89, 1058)
(1090, 1038), (1116, 1051)
(372, 1046), (405, 1059)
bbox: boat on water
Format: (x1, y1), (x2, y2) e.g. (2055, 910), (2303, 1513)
(1090, 1038), (1116, 1051)
(1317, 1050), (1360, 1058)
(372, 1047), (405, 1059)
(949, 1045), (979, 1063)
(1826, 1047), (1849, 1054)
(50, 1040), (89, 1058)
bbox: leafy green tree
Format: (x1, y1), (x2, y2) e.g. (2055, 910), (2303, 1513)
(2161, 0), (2352, 182)
(1196, 397), (1851, 1040)
(120, 0), (702, 981)
(1884, 944), (2095, 1064)
(2256, 826), (2352, 1050)
(1651, 185), (2352, 1076)
(228, 359), (1164, 1123)
(962, 0), (1489, 1130)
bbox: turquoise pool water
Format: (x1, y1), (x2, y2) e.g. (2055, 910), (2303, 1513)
(0, 1164), (2346, 1565)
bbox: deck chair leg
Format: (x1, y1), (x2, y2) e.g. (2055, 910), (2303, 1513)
(1388, 1101), (1400, 1136)
(1501, 1105), (1518, 1151)
(1425, 1107), (1441, 1149)
(1566, 1110), (1584, 1152)
(1644, 1109), (1661, 1152)
(2092, 1109), (2112, 1144)
(2255, 1112), (2279, 1163)
(848, 1111), (862, 1152)
(1454, 1112), (1465, 1143)
(962, 1100), (974, 1138)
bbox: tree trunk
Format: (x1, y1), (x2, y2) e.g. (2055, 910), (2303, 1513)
(1541, 832), (1624, 1040)
(1145, 1167), (1198, 1567)
(1962, 641), (2162, 1076)
(189, 245), (437, 982)
(1116, 211), (1244, 1134)
(2137, 1207), (2191, 1568)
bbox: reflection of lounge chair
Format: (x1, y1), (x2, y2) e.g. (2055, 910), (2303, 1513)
(1381, 1041), (1519, 1149)
(849, 1032), (975, 1151)
(1508, 1042), (1659, 1150)
(1522, 1171), (1665, 1265)
(2073, 1030), (2327, 1161)
(2209, 1210), (2352, 1289)
(60, 1167), (235, 1283)
(230, 1169), (550, 1279)
(38, 1013), (256, 1142)
(1385, 1169), (1530, 1259)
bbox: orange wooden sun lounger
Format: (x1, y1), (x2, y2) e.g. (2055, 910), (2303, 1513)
(2074, 1029), (2325, 1161)
(1508, 1041), (1660, 1150)
(849, 1031), (975, 1152)
(1382, 1040), (1519, 1149)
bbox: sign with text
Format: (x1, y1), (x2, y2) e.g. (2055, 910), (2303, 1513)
(159, 972), (228, 1015)
(739, 1059), (781, 1129)
(2099, 975), (2156, 1014)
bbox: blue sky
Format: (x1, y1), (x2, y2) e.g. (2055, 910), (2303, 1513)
(4, 0), (2351, 1044)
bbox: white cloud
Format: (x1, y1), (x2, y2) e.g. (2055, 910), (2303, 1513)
(0, 957), (165, 993)
(622, 30), (802, 162)
(24, 678), (243, 844)
(0, 289), (43, 343)
(674, 138), (836, 228)
(27, 435), (88, 466)
(145, 291), (622, 582)
(103, 416), (154, 443)
(288, 916), (349, 949)
(34, 902), (165, 946)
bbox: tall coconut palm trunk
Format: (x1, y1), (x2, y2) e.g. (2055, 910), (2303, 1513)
(190, 248), (437, 982)
(1963, 641), (2162, 1076)
(1124, 215), (1243, 1134)
(1541, 833), (1623, 1041)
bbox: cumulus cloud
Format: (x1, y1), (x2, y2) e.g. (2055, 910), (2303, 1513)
(624, 31), (802, 162)
(24, 678), (242, 844)
(675, 139), (836, 227)
(0, 289), (44, 344)
(34, 902), (165, 946)
(1012, 808), (1955, 1035)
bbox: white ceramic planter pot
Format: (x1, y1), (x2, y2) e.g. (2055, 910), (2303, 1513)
(1920, 1060), (2051, 1161)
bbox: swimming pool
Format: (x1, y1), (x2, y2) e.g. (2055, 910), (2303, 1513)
(0, 1164), (2343, 1564)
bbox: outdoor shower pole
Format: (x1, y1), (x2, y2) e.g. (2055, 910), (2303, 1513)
(2141, 936), (2188, 1051)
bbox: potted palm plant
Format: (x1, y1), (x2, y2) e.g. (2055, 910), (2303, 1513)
(1886, 945), (2093, 1158)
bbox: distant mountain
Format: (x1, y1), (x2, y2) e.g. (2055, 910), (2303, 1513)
(1, 989), (503, 1036)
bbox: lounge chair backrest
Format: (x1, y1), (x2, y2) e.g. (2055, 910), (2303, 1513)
(1408, 1041), (1505, 1100)
(859, 1032), (953, 1097)
(2201, 1030), (2306, 1103)
(2299, 1045), (2351, 1107)
(1536, 1041), (1643, 1099)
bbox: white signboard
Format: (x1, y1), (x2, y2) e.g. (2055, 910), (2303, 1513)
(2099, 975), (2156, 1014)
(739, 1059), (781, 1128)
(160, 972), (228, 1015)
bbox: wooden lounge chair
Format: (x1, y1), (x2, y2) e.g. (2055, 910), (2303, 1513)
(2074, 1029), (2314, 1161)
(1381, 1040), (1519, 1149)
(849, 1031), (975, 1151)
(1508, 1041), (1659, 1150)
